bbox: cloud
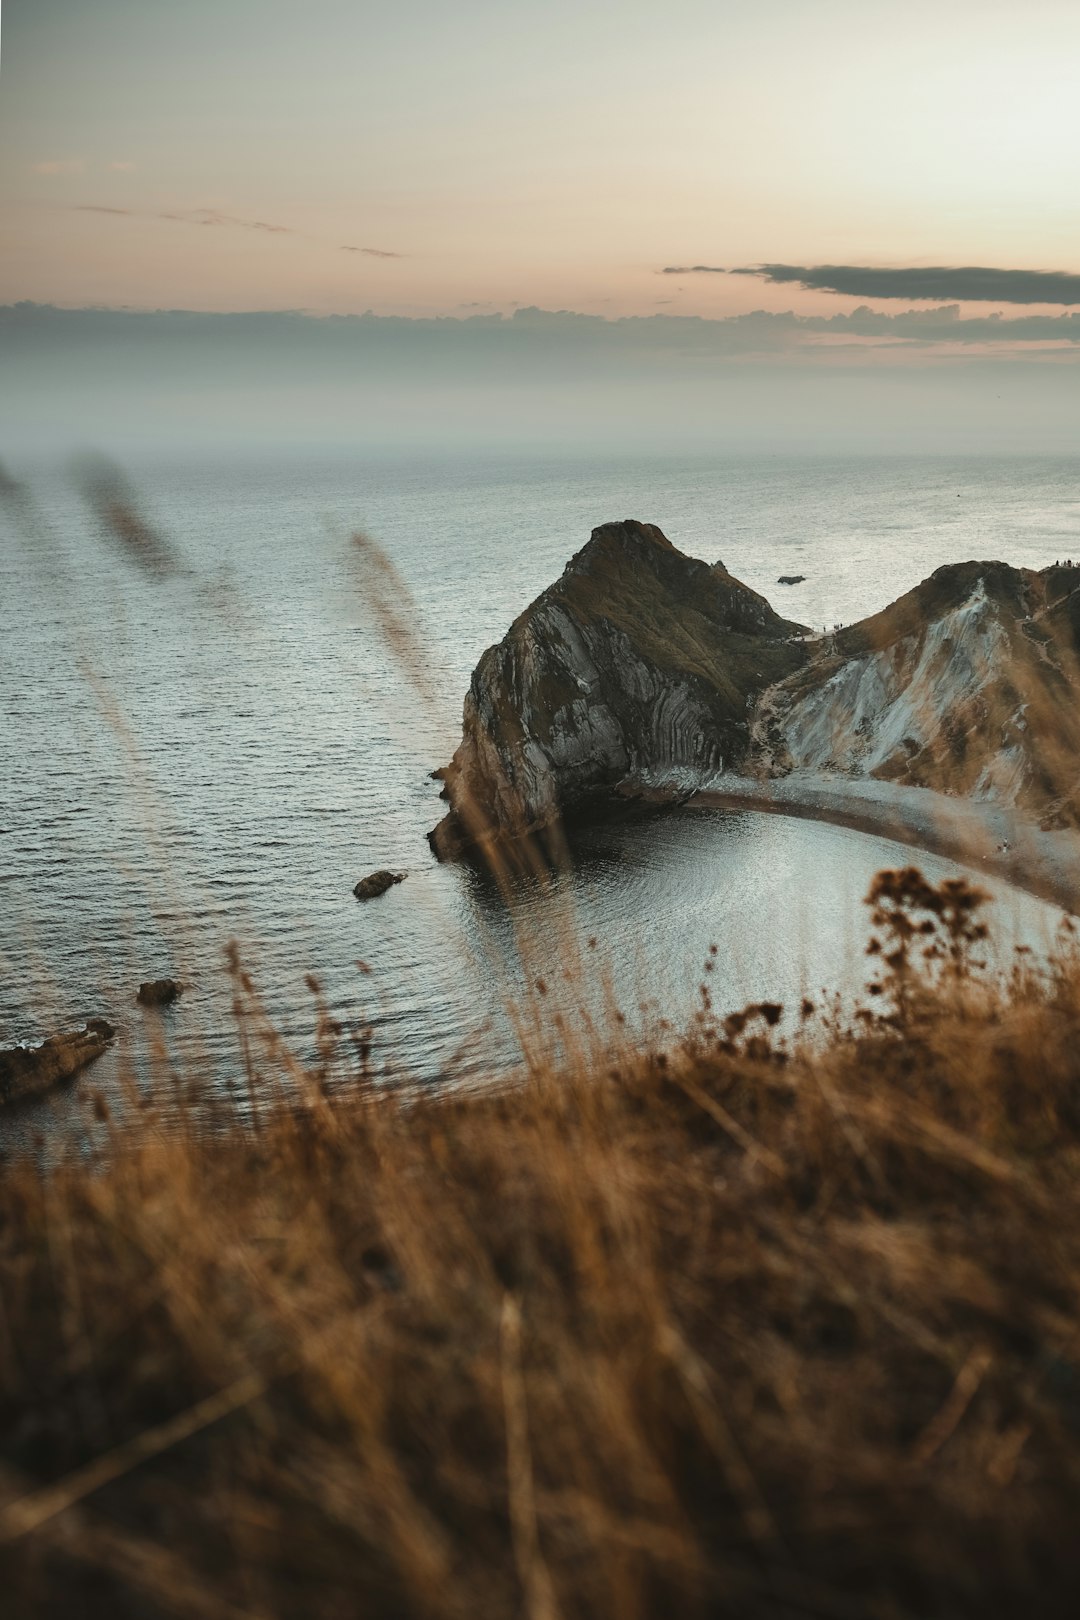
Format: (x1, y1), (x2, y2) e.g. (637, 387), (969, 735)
(163, 208), (292, 234)
(796, 302), (1080, 344)
(6, 301), (1080, 362)
(732, 263), (1080, 306)
(33, 159), (85, 175)
(341, 245), (404, 258)
(109, 161), (137, 172)
(660, 264), (725, 275)
(76, 205), (292, 235)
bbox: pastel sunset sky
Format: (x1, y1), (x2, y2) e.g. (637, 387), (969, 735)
(5, 0), (1080, 453)
(4, 0), (1079, 327)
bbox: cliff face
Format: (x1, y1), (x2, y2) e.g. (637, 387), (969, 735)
(769, 561), (1080, 824)
(430, 521), (808, 854)
(431, 532), (1080, 858)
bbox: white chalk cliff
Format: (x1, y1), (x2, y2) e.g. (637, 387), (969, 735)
(769, 560), (1080, 818)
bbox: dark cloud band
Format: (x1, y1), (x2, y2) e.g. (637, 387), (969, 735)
(6, 301), (1080, 353)
(732, 263), (1080, 305)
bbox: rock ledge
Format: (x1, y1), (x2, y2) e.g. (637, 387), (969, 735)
(1, 1019), (116, 1106)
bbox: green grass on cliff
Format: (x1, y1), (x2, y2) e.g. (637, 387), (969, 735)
(547, 561), (807, 725)
(4, 870), (1080, 1619)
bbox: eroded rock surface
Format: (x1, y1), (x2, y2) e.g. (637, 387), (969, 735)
(430, 520), (807, 855)
(770, 561), (1080, 825)
(431, 527), (1080, 855)
(0, 1019), (115, 1106)
(354, 870), (406, 900)
(137, 978), (183, 1007)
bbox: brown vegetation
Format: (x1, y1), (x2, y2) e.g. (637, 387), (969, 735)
(4, 871), (1080, 1618)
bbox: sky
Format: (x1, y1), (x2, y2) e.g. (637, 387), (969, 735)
(2, 0), (1079, 451)
(4, 0), (1080, 320)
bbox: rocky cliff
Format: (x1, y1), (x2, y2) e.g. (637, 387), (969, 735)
(429, 520), (808, 855)
(431, 529), (1080, 857)
(768, 561), (1080, 825)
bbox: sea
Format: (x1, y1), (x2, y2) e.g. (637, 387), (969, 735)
(3, 449), (1080, 1146)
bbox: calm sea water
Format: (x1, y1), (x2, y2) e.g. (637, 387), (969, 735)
(3, 449), (1079, 1141)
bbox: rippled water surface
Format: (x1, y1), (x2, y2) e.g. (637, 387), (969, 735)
(3, 449), (1079, 1137)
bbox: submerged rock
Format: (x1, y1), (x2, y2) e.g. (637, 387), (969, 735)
(136, 977), (183, 1007)
(354, 869), (406, 900)
(0, 1019), (115, 1106)
(431, 528), (1080, 855)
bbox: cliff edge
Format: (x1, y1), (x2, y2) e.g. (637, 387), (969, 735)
(429, 520), (808, 856)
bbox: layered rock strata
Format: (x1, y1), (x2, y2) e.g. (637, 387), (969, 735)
(430, 520), (807, 855)
(771, 560), (1080, 823)
(430, 525), (1080, 857)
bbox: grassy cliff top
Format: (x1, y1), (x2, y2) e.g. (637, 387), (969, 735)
(508, 519), (811, 713)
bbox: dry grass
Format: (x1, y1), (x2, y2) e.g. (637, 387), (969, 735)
(4, 873), (1080, 1618)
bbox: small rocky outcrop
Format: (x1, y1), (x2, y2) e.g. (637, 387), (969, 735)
(137, 978), (183, 1007)
(430, 520), (807, 856)
(431, 527), (1080, 855)
(777, 575), (806, 585)
(354, 870), (406, 900)
(0, 1018), (115, 1106)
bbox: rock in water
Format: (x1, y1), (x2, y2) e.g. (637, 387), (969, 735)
(0, 1019), (116, 1106)
(354, 870), (406, 900)
(136, 978), (183, 1007)
(431, 526), (1080, 856)
(430, 520), (808, 856)
(777, 575), (806, 585)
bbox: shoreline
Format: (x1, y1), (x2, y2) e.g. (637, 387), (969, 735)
(687, 772), (1080, 918)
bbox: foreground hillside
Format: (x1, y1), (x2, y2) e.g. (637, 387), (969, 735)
(4, 870), (1080, 1618)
